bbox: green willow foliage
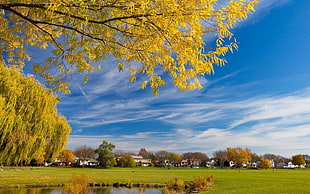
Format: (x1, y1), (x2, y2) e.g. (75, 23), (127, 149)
(0, 65), (71, 165)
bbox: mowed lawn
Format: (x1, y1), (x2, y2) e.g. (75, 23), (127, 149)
(0, 167), (310, 193)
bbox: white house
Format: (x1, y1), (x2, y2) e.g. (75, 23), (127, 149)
(130, 155), (152, 167)
(74, 158), (98, 167)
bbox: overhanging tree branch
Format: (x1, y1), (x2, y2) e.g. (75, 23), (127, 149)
(0, 0), (258, 95)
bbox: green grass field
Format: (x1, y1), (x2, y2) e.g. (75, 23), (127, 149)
(0, 167), (310, 193)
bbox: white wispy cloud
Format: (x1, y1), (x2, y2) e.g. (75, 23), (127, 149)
(61, 0), (305, 158)
(226, 0), (292, 28)
(71, 128), (83, 134)
(59, 54), (310, 158)
(67, 118), (310, 157)
(65, 70), (310, 157)
(256, 0), (292, 11)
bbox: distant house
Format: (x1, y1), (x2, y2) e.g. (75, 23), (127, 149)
(223, 160), (234, 167)
(175, 159), (201, 168)
(206, 160), (217, 168)
(74, 158), (99, 167)
(277, 161), (296, 169)
(171, 159), (205, 168)
(53, 158), (67, 166)
(181, 159), (188, 167)
(247, 161), (258, 168)
(157, 159), (171, 167)
(303, 155), (310, 167)
(188, 159), (200, 167)
(130, 155), (152, 167)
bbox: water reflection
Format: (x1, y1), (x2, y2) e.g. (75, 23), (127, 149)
(0, 188), (162, 194)
(93, 188), (162, 194)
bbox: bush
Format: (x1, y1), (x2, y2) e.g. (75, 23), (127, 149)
(166, 175), (215, 193)
(63, 174), (88, 194)
(189, 175), (215, 192)
(167, 177), (185, 192)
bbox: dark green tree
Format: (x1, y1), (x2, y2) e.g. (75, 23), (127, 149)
(95, 141), (116, 168)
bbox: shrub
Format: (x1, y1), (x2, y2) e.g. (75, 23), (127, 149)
(167, 177), (185, 192)
(63, 174), (88, 194)
(189, 175), (215, 192)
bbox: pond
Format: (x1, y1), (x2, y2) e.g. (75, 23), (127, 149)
(0, 188), (163, 194)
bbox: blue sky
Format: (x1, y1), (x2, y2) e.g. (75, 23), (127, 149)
(53, 0), (310, 158)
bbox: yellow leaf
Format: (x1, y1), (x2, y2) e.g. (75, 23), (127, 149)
(118, 62), (125, 72)
(128, 76), (137, 82)
(83, 75), (89, 83)
(141, 81), (148, 89)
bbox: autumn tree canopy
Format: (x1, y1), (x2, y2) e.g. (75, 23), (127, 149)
(292, 154), (306, 167)
(262, 153), (286, 167)
(226, 147), (251, 168)
(0, 65), (71, 165)
(260, 158), (272, 169)
(0, 0), (258, 95)
(57, 149), (75, 166)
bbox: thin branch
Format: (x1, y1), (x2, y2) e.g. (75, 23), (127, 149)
(145, 18), (172, 46)
(4, 6), (64, 52)
(0, 3), (155, 25)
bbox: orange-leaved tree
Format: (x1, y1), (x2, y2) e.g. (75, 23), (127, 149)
(260, 158), (272, 169)
(57, 149), (75, 166)
(292, 154), (306, 168)
(226, 147), (251, 170)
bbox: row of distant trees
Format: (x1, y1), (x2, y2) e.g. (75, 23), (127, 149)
(51, 141), (308, 169)
(213, 148), (307, 169)
(54, 141), (209, 168)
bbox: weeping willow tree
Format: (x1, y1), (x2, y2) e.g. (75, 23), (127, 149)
(0, 65), (71, 165)
(0, 0), (258, 95)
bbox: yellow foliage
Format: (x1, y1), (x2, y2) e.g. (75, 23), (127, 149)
(260, 158), (272, 169)
(0, 65), (71, 165)
(292, 154), (306, 167)
(226, 147), (252, 167)
(0, 0), (258, 95)
(128, 76), (137, 82)
(64, 174), (89, 194)
(58, 149), (75, 166)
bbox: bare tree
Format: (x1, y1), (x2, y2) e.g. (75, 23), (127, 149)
(262, 153), (287, 168)
(155, 150), (169, 160)
(213, 150), (228, 167)
(74, 145), (96, 167)
(182, 152), (209, 167)
(139, 148), (151, 159)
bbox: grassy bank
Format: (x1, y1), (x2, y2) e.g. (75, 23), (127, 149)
(0, 167), (310, 193)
